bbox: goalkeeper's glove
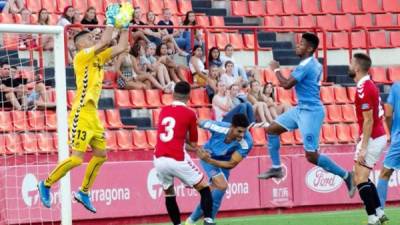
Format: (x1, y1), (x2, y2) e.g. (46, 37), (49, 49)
(105, 3), (120, 26)
(115, 2), (134, 29)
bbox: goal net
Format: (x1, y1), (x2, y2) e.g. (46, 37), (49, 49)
(0, 24), (71, 225)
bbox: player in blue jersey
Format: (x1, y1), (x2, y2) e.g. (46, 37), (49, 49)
(185, 113), (253, 224)
(257, 33), (356, 197)
(376, 82), (400, 223)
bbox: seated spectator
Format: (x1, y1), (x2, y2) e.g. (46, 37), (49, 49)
(158, 8), (188, 53)
(114, 51), (148, 90)
(222, 83), (256, 125)
(141, 42), (174, 90)
(221, 44), (248, 81)
(181, 11), (204, 52)
(212, 81), (233, 121)
(130, 6), (146, 27)
(73, 9), (81, 24)
(189, 45), (208, 87)
(81, 7), (98, 27)
(144, 11), (165, 46)
(220, 61), (242, 87)
(37, 9), (54, 50)
(38, 8), (50, 25)
(19, 8), (35, 49)
(57, 6), (75, 27)
(208, 47), (223, 69)
(2, 0), (24, 14)
(263, 82), (290, 116)
(248, 80), (273, 126)
(156, 43), (186, 83)
(205, 65), (220, 102)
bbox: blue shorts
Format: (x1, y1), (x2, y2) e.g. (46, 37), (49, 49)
(200, 159), (230, 182)
(275, 106), (324, 151)
(383, 133), (400, 170)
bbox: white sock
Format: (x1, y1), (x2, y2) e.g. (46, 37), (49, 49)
(376, 207), (385, 218)
(368, 215), (379, 224)
(204, 217), (213, 223)
(186, 218), (195, 224)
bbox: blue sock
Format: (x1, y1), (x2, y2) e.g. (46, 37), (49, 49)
(211, 189), (225, 219)
(267, 134), (281, 167)
(189, 189), (226, 221)
(317, 154), (347, 178)
(377, 178), (389, 209)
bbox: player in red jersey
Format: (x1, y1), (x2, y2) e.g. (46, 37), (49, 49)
(153, 81), (215, 225)
(349, 53), (388, 225)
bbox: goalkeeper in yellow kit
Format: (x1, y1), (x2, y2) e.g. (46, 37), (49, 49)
(38, 4), (132, 213)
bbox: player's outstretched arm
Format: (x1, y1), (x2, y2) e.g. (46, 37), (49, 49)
(92, 26), (115, 55)
(270, 60), (297, 89)
(198, 150), (243, 169)
(110, 29), (130, 58)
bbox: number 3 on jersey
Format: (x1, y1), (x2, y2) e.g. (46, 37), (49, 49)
(160, 117), (176, 142)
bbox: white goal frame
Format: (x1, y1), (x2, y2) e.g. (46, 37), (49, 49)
(0, 24), (71, 225)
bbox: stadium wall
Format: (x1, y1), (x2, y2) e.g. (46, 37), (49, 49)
(1, 146), (399, 224)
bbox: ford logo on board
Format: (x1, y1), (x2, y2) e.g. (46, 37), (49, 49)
(305, 167), (343, 193)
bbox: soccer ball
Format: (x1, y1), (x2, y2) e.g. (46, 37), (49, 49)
(114, 2), (133, 29)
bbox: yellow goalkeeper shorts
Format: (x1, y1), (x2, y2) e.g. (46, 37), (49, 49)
(68, 105), (106, 152)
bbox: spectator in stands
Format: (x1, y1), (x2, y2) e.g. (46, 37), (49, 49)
(156, 42), (186, 83)
(144, 11), (164, 46)
(37, 8), (54, 50)
(20, 8), (32, 24)
(130, 6), (146, 26)
(221, 44), (248, 81)
(158, 8), (188, 52)
(2, 0), (24, 14)
(189, 45), (208, 87)
(141, 42), (174, 91)
(130, 43), (172, 93)
(181, 11), (204, 52)
(222, 83), (256, 125)
(73, 9), (81, 24)
(212, 81), (233, 121)
(18, 8), (35, 49)
(57, 6), (75, 27)
(81, 7), (98, 26)
(248, 80), (273, 126)
(129, 7), (152, 44)
(205, 65), (220, 102)
(114, 51), (148, 90)
(220, 61), (242, 88)
(208, 47), (223, 69)
(263, 82), (290, 117)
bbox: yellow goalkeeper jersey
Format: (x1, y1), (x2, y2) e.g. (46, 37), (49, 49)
(72, 47), (112, 110)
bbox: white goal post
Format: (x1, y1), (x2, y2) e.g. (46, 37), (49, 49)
(0, 24), (71, 225)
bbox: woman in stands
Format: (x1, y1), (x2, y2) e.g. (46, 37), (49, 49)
(212, 81), (233, 121)
(263, 82), (291, 117)
(221, 44), (249, 81)
(182, 11), (204, 52)
(208, 47), (223, 69)
(248, 80), (274, 126)
(189, 45), (208, 87)
(205, 65), (220, 102)
(57, 6), (75, 27)
(81, 7), (98, 26)
(220, 61), (242, 88)
(156, 42), (186, 83)
(37, 8), (54, 50)
(143, 11), (164, 46)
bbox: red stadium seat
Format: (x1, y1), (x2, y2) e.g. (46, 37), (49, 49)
(266, 0), (284, 15)
(196, 15), (210, 27)
(37, 133), (55, 153)
(26, 0), (43, 13)
(316, 15), (336, 31)
(283, 0), (301, 15)
(280, 68), (293, 78)
(66, 90), (75, 108)
(45, 111), (57, 131)
(132, 130), (151, 149)
(105, 109), (125, 129)
(0, 111), (12, 131)
(351, 32), (367, 49)
(149, 0), (165, 15)
(116, 129), (134, 150)
(332, 32), (349, 49)
(97, 110), (108, 128)
(130, 89), (148, 108)
(335, 14), (353, 30)
(250, 127), (267, 146)
(152, 108), (161, 127)
(0, 13), (15, 23)
(370, 67), (390, 83)
(341, 0), (362, 14)
(146, 130), (157, 148)
(280, 132), (295, 145)
(243, 34), (256, 50)
(57, 0), (73, 13)
(72, 0), (88, 12)
(161, 93), (174, 105)
(43, 0), (57, 13)
(0, 135), (5, 155)
(320, 86), (335, 104)
(197, 107), (213, 120)
(49, 13), (58, 25)
(376, 14), (394, 27)
(382, 0), (400, 12)
(27, 111), (45, 131)
(132, 0), (150, 14)
(264, 16), (281, 27)
(298, 15), (315, 27)
(103, 71), (117, 89)
(206, 33), (216, 49)
(321, 0), (341, 14)
(4, 133), (23, 154)
(105, 131), (118, 151)
(370, 31), (388, 48)
(281, 16), (297, 27)
(87, 0), (104, 14)
(190, 88), (209, 106)
(276, 87), (295, 105)
(322, 124), (337, 144)
(342, 104), (357, 123)
(294, 129), (303, 145)
(264, 69), (279, 86)
(11, 111), (29, 131)
(20, 133), (38, 154)
(347, 87), (357, 103)
(2, 34), (19, 50)
(145, 89), (162, 107)
(361, 0), (384, 13)
(326, 104), (343, 123)
(164, 0), (179, 15)
(301, 0), (321, 14)
(197, 128), (209, 146)
(177, 0), (192, 15)
(215, 33), (230, 50)
(350, 123), (360, 141)
(248, 1), (266, 16)
(336, 124), (353, 143)
(355, 14), (373, 27)
(334, 86), (350, 104)
(210, 16), (224, 27)
(387, 66), (400, 82)
(389, 31), (400, 47)
(115, 90), (133, 108)
(229, 33), (245, 50)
